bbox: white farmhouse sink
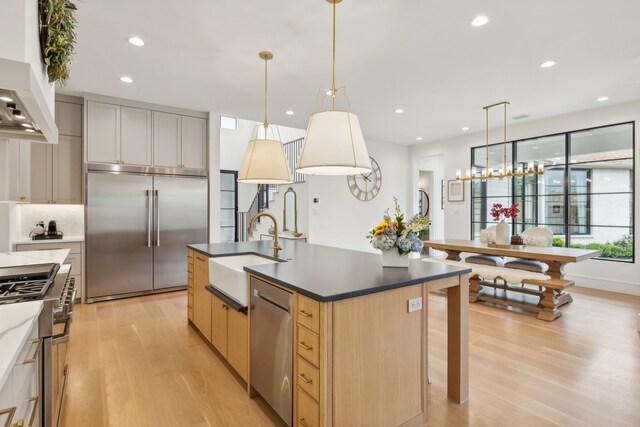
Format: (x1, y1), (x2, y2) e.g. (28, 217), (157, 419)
(209, 255), (279, 307)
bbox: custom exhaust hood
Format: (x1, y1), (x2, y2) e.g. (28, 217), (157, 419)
(0, 0), (58, 144)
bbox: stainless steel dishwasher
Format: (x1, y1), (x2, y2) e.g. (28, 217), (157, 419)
(250, 277), (293, 426)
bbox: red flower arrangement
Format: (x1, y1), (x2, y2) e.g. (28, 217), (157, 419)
(491, 203), (520, 221)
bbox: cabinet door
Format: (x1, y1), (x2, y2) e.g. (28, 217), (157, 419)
(55, 101), (82, 137)
(227, 308), (248, 381)
(210, 294), (228, 357)
(152, 112), (181, 167)
(87, 101), (120, 163)
(193, 255), (211, 341)
(121, 107), (152, 166)
(30, 142), (52, 204)
(52, 135), (83, 204)
(181, 116), (207, 169)
(9, 140), (30, 202)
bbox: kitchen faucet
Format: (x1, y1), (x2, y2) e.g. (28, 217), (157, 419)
(248, 212), (281, 258)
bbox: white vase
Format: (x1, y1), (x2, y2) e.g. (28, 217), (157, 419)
(382, 249), (409, 267)
(496, 219), (511, 245)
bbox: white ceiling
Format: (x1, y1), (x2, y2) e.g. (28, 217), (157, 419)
(62, 0), (640, 145)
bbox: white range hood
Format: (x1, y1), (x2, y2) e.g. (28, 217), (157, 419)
(0, 0), (58, 144)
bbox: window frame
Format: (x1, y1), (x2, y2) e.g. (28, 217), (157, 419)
(469, 121), (635, 263)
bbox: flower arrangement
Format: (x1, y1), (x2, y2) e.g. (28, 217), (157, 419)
(367, 198), (430, 255)
(490, 203), (520, 221)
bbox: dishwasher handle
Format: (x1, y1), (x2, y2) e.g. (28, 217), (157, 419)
(253, 289), (290, 313)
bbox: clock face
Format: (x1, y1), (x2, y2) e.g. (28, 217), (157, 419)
(347, 157), (382, 201)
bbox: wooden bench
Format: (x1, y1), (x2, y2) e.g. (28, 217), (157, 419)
(469, 274), (574, 321)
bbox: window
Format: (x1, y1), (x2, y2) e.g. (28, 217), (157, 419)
(471, 122), (634, 262)
(220, 170), (238, 242)
(220, 115), (237, 130)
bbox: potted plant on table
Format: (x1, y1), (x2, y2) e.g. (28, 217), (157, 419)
(367, 198), (430, 267)
(490, 203), (520, 245)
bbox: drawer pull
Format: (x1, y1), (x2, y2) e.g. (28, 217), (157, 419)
(196, 256), (206, 261)
(298, 310), (312, 318)
(298, 418), (311, 427)
(298, 341), (312, 351)
(187, 305), (193, 308)
(27, 396), (39, 427)
(21, 339), (41, 365)
(0, 406), (16, 427)
(298, 373), (312, 384)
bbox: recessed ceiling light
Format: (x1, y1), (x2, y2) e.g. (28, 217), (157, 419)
(284, 110), (295, 115)
(0, 96), (13, 102)
(127, 36), (145, 47)
(24, 129), (35, 133)
(394, 109), (404, 114)
(532, 146), (539, 150)
(471, 16), (489, 27)
(554, 152), (561, 155)
(596, 96), (609, 102)
(416, 137), (423, 141)
(120, 76), (133, 83)
(461, 127), (469, 131)
(540, 60), (557, 68)
(21, 123), (32, 128)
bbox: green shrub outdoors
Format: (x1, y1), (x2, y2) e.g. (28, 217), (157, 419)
(552, 235), (633, 260)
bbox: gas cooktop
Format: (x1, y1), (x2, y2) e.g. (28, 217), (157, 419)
(0, 263), (60, 304)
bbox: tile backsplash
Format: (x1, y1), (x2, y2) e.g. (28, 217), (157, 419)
(19, 204), (84, 238)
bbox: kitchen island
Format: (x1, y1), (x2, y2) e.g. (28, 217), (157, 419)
(187, 240), (471, 427)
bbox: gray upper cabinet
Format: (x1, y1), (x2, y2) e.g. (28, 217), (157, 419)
(153, 111), (181, 168)
(121, 107), (152, 166)
(86, 100), (207, 171)
(87, 101), (120, 164)
(181, 116), (207, 169)
(52, 135), (83, 204)
(55, 102), (83, 137)
(30, 100), (83, 204)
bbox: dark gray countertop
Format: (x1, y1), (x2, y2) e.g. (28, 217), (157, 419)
(188, 240), (471, 302)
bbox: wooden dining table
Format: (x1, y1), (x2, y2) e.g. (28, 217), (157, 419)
(423, 239), (601, 319)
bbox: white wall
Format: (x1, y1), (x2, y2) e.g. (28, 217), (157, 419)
(307, 139), (412, 253)
(410, 100), (640, 295)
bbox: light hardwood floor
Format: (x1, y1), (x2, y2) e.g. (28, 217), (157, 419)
(61, 287), (640, 427)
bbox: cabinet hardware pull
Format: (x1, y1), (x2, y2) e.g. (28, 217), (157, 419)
(298, 310), (312, 318)
(187, 305), (193, 308)
(0, 406), (16, 427)
(298, 342), (312, 351)
(21, 339), (41, 364)
(298, 418), (311, 427)
(19, 196), (26, 200)
(298, 373), (312, 384)
(27, 396), (39, 427)
(196, 256), (206, 261)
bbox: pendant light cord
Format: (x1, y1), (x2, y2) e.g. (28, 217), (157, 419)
(503, 102), (507, 171)
(264, 56), (269, 129)
(331, 0), (336, 111)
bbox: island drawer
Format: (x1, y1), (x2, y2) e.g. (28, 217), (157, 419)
(296, 387), (319, 427)
(296, 356), (319, 402)
(297, 325), (320, 368)
(297, 294), (320, 334)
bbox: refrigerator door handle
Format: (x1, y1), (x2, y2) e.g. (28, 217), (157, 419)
(146, 190), (152, 247)
(155, 190), (160, 246)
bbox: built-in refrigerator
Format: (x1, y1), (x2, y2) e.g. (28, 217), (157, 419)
(86, 167), (208, 302)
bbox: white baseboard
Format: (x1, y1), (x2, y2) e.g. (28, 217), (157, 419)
(567, 274), (640, 296)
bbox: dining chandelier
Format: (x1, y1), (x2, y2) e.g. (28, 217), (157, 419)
(456, 101), (544, 181)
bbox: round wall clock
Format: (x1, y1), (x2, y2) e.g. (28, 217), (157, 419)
(347, 156), (382, 201)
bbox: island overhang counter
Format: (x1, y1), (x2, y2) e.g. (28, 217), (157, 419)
(187, 240), (471, 427)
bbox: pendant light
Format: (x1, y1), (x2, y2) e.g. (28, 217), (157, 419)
(238, 51), (293, 184)
(456, 101), (545, 181)
(296, 0), (372, 176)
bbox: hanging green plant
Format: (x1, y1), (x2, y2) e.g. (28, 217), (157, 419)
(39, 0), (78, 85)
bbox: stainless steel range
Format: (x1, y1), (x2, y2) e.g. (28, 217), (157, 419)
(0, 263), (75, 427)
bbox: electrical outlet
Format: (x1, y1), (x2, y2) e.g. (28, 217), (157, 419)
(408, 297), (423, 313)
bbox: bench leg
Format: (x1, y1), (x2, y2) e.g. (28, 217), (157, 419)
(556, 290), (573, 307)
(538, 287), (562, 321)
(469, 276), (482, 303)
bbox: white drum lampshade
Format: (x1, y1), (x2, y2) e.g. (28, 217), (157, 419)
(238, 138), (292, 184)
(296, 110), (372, 175)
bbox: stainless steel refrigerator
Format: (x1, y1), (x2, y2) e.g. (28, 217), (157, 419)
(86, 169), (208, 302)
